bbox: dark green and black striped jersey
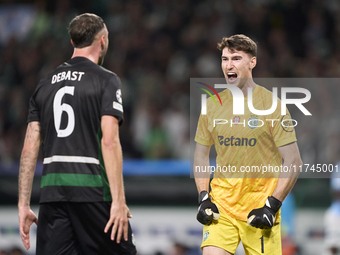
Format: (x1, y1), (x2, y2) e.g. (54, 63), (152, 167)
(28, 57), (124, 203)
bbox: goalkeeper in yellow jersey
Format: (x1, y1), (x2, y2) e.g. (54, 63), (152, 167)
(194, 34), (302, 255)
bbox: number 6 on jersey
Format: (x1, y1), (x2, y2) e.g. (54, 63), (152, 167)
(53, 86), (75, 138)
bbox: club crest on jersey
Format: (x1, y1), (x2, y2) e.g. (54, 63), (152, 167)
(203, 230), (209, 241)
(233, 116), (241, 124)
(281, 114), (295, 132)
(248, 115), (259, 129)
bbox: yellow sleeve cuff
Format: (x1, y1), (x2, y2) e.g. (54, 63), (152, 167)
(275, 137), (297, 148)
(195, 136), (214, 146)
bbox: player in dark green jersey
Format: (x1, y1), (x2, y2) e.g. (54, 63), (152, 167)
(18, 13), (136, 255)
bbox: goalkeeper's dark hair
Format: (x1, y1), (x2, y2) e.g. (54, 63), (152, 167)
(68, 13), (105, 48)
(217, 34), (257, 57)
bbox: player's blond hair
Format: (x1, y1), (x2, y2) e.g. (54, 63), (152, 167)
(217, 34), (257, 57)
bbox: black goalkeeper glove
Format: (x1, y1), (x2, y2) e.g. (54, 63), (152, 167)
(247, 196), (282, 229)
(196, 191), (220, 225)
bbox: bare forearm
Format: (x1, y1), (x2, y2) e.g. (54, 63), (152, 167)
(18, 152), (37, 207)
(194, 160), (210, 194)
(272, 158), (301, 202)
(102, 140), (125, 203)
(18, 122), (41, 207)
(194, 144), (211, 194)
(195, 178), (210, 195)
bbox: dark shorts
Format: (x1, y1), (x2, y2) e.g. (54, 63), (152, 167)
(36, 202), (137, 255)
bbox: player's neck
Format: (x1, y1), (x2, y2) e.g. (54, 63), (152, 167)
(239, 79), (256, 97)
(71, 47), (100, 65)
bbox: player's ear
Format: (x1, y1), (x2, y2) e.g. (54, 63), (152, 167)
(99, 35), (105, 50)
(250, 56), (256, 70)
(70, 39), (74, 47)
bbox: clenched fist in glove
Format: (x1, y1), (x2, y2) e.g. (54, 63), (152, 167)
(247, 196), (282, 229)
(196, 191), (220, 225)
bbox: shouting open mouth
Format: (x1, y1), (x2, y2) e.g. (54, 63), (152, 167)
(227, 72), (238, 83)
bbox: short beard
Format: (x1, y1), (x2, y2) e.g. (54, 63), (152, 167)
(98, 49), (107, 66)
(98, 55), (105, 66)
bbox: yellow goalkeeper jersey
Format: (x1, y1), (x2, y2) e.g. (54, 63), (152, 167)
(195, 84), (297, 221)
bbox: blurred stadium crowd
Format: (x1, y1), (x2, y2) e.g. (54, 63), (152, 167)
(1, 1), (340, 254)
(1, 0), (340, 165)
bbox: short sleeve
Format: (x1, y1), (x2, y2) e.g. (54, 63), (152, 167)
(27, 88), (40, 123)
(101, 75), (124, 125)
(269, 104), (297, 148)
(194, 113), (214, 146)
